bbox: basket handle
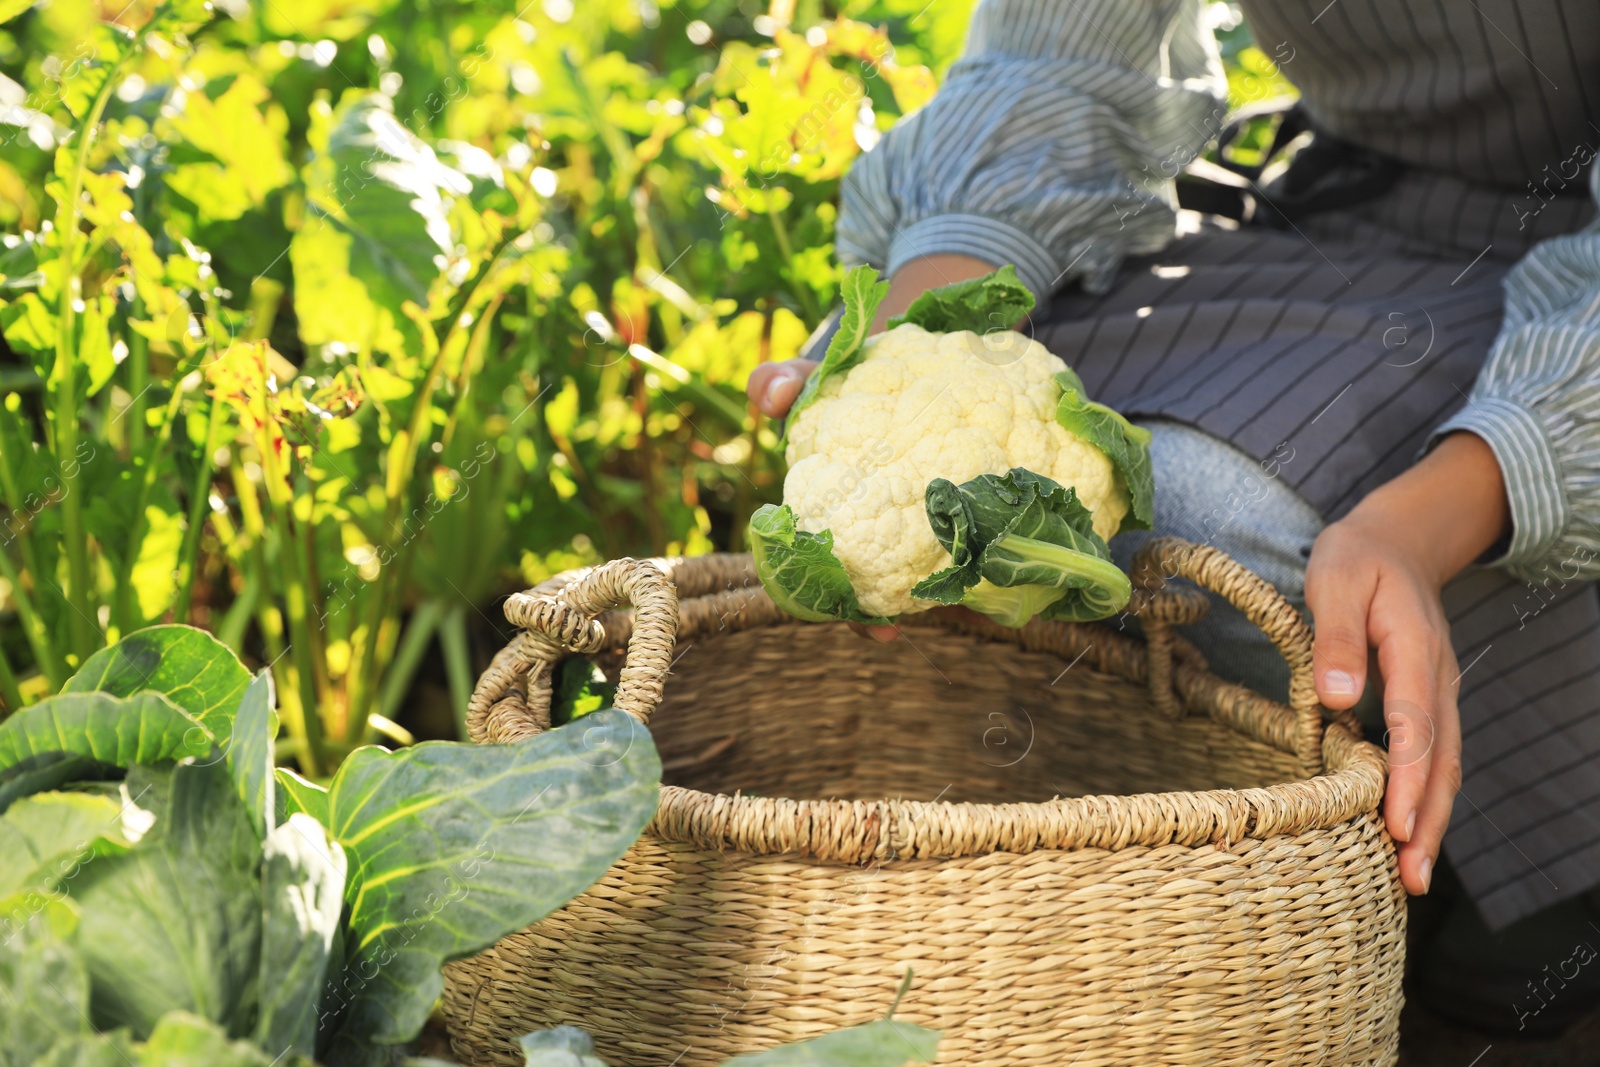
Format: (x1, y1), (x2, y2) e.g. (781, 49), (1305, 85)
(1131, 536), (1325, 772)
(466, 557), (678, 744)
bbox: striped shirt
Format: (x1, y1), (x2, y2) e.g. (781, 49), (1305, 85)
(836, 0), (1600, 586)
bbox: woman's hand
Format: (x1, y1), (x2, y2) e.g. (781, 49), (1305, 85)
(1304, 431), (1510, 896)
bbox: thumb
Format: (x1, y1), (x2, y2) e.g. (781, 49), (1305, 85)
(1305, 549), (1373, 711)
(747, 359), (817, 419)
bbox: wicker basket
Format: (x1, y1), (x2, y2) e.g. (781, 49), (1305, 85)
(442, 537), (1403, 1067)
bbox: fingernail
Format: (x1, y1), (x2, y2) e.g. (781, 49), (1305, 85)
(1324, 669), (1359, 697)
(762, 375), (790, 411)
(1419, 855), (1433, 894)
(1404, 810), (1416, 841)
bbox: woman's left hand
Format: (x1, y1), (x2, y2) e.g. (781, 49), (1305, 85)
(1302, 431), (1510, 897)
(1306, 509), (1462, 896)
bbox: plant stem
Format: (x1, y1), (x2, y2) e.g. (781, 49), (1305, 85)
(215, 561), (258, 652)
(0, 425), (49, 603)
(0, 636), (23, 713)
(375, 597), (444, 724)
(438, 603), (472, 741)
(50, 41), (137, 663)
(633, 368), (664, 549)
(768, 211), (820, 322)
(242, 448), (327, 778)
(175, 396), (226, 623)
(111, 353), (206, 634)
(346, 237), (516, 729)
(0, 545), (60, 690)
(0, 422), (65, 686)
(126, 299), (148, 456)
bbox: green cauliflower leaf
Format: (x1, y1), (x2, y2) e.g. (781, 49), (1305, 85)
(785, 265), (889, 431)
(912, 468), (1131, 626)
(887, 263), (1034, 334)
(1053, 369), (1154, 533)
(748, 504), (894, 626)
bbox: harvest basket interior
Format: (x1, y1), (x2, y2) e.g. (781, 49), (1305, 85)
(546, 546), (1331, 810)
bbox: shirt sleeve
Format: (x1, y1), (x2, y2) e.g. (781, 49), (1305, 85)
(1430, 166), (1600, 583)
(836, 0), (1227, 302)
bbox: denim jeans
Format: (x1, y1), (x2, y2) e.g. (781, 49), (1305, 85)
(1108, 419), (1325, 706)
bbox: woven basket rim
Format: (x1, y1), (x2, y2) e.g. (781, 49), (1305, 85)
(471, 548), (1389, 863)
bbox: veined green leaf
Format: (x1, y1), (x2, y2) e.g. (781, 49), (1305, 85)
(723, 1021), (941, 1067)
(274, 768), (330, 826)
(748, 504), (892, 626)
(0, 753), (120, 816)
(514, 1019), (941, 1067)
(0, 792), (136, 898)
(1053, 370), (1154, 533)
(886, 263), (1034, 334)
(0, 292), (57, 371)
(63, 627), (250, 749)
(59, 61), (112, 123)
(161, 74), (294, 224)
(0, 900), (89, 1067)
(785, 265), (888, 430)
(255, 814), (346, 1060)
(292, 93), (468, 357)
(912, 468), (1131, 626)
(142, 1011), (282, 1066)
(517, 1026), (611, 1067)
(70, 762), (262, 1039)
(318, 709), (661, 1059)
(230, 671), (278, 836)
(0, 692), (211, 778)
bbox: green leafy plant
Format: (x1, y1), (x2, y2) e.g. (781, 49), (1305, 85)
(515, 971), (939, 1067)
(0, 625), (661, 1066)
(517, 1020), (938, 1067)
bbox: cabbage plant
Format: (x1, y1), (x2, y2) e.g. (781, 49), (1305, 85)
(0, 626), (660, 1067)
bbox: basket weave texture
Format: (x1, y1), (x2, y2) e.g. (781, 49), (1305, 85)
(442, 539), (1404, 1067)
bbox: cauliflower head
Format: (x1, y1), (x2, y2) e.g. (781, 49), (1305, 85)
(749, 265), (1153, 629)
(783, 322), (1127, 616)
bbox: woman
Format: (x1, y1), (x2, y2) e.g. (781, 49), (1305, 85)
(748, 0), (1600, 1037)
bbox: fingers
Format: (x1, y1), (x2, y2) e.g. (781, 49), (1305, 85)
(1374, 610), (1458, 895)
(1396, 642), (1463, 895)
(746, 358), (818, 419)
(1305, 539), (1374, 710)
